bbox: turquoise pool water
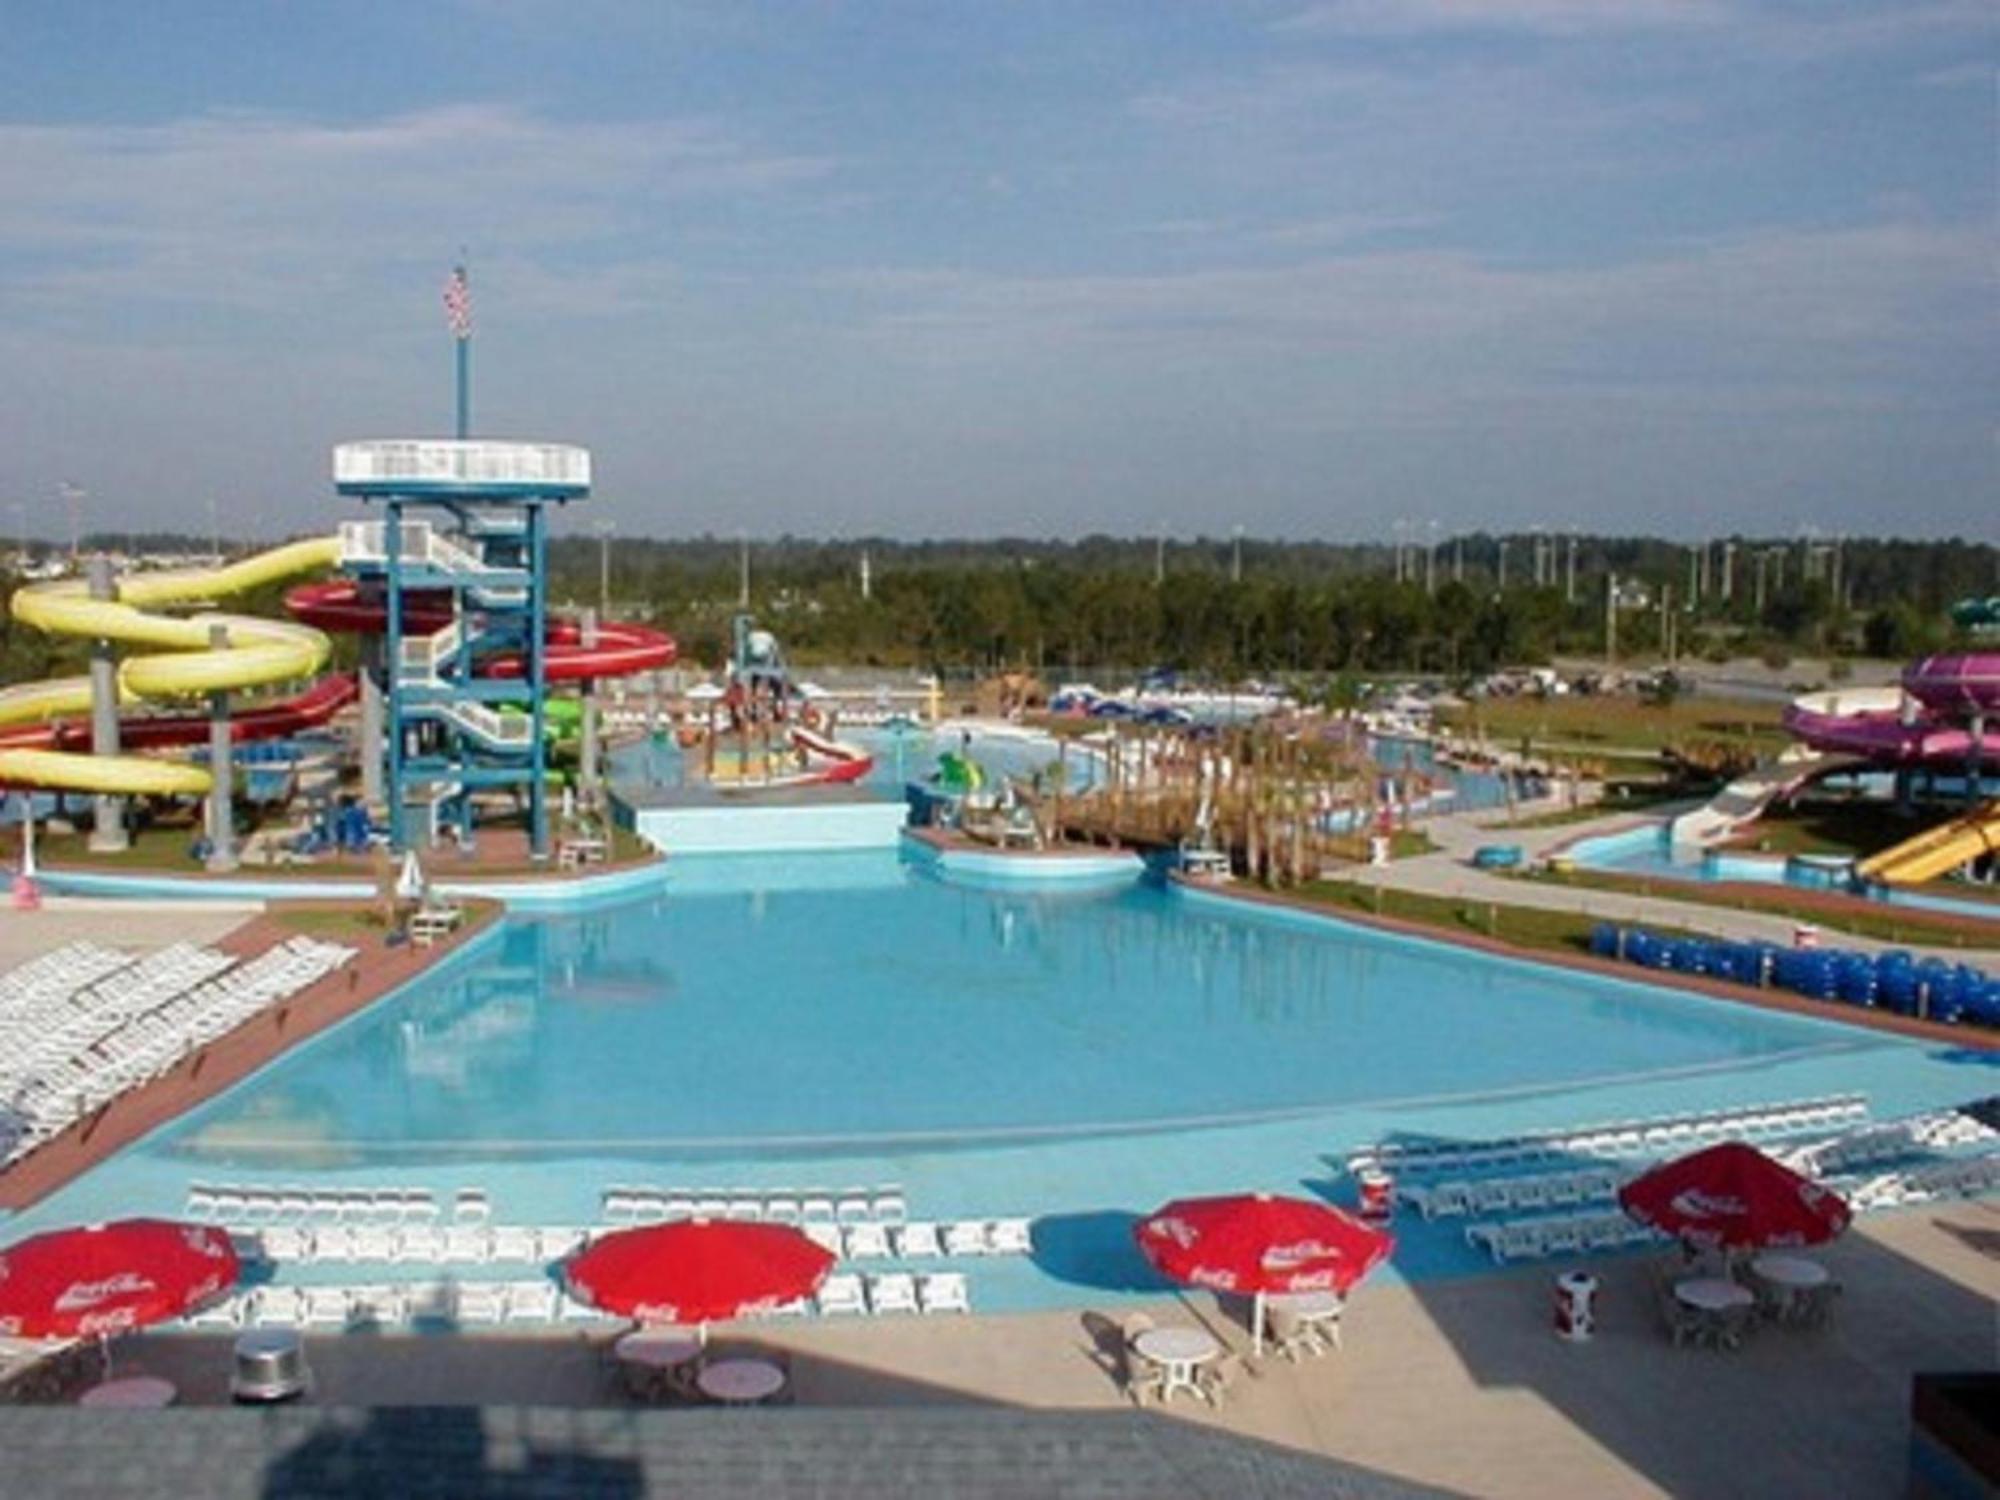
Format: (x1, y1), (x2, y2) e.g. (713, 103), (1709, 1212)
(10, 851), (1984, 1301)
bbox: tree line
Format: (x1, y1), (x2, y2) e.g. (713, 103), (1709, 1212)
(1, 531), (1990, 685)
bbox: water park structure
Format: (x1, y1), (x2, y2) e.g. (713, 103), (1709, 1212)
(1668, 616), (1998, 888)
(0, 441), (677, 866)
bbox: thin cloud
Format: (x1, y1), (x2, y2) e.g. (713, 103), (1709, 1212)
(1275, 0), (1728, 37)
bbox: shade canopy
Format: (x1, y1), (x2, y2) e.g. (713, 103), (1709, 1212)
(1133, 1193), (1394, 1298)
(565, 1221), (835, 1325)
(0, 1219), (239, 1339)
(1618, 1141), (1851, 1250)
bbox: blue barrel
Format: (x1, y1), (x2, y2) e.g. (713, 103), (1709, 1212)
(1878, 962), (1922, 1015)
(1833, 952), (1878, 1006)
(1589, 923), (1621, 959)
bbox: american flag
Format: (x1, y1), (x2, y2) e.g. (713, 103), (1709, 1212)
(443, 265), (471, 340)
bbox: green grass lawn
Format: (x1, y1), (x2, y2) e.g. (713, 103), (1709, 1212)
(1726, 800), (1953, 860)
(1437, 696), (1787, 759)
(1292, 878), (1702, 955)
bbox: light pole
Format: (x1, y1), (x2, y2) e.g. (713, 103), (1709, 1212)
(1154, 522), (1165, 587)
(59, 482), (84, 563)
(591, 520), (616, 620)
(738, 531), (750, 609)
(209, 497), (221, 562)
(1231, 525), (1244, 585)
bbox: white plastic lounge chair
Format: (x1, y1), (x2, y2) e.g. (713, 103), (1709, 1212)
(815, 1273), (866, 1316)
(868, 1273), (919, 1314)
(944, 1221), (989, 1257)
(490, 1226), (538, 1262)
(986, 1218), (1033, 1255)
(894, 1222), (943, 1258)
(844, 1223), (892, 1259)
(917, 1272), (971, 1314)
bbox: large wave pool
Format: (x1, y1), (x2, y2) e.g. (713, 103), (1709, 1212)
(10, 850), (1985, 1303)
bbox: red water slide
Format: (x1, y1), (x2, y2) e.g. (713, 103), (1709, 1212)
(0, 672), (359, 753)
(284, 582), (676, 681)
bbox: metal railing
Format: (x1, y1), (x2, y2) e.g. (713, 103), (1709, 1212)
(334, 440), (590, 491)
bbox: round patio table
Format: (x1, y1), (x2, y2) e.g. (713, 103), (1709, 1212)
(1674, 1277), (1753, 1312)
(1750, 1255), (1827, 1290)
(696, 1357), (786, 1405)
(615, 1329), (703, 1370)
(79, 1375), (176, 1408)
(1131, 1326), (1219, 1403)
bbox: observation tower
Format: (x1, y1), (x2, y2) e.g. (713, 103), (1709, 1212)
(333, 438), (589, 857)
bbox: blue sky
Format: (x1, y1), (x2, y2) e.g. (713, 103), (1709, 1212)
(0, 1), (1991, 541)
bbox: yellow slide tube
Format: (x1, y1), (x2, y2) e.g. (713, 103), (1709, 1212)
(0, 536), (342, 795)
(1854, 801), (2000, 886)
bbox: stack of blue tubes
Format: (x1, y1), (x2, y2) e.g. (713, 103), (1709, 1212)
(1587, 922), (1999, 1029)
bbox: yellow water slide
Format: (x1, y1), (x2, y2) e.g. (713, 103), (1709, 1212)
(0, 536), (342, 795)
(1854, 800), (2000, 886)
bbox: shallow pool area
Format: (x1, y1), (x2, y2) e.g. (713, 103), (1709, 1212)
(9, 848), (1988, 1306)
(1564, 823), (2000, 922)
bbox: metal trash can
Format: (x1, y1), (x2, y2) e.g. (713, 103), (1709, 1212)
(231, 1329), (311, 1403)
(1554, 1271), (1597, 1343)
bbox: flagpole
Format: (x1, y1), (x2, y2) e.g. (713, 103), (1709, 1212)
(454, 276), (471, 440)
(447, 260), (471, 440)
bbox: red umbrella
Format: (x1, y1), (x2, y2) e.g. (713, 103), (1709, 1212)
(565, 1221), (835, 1326)
(1133, 1193), (1394, 1356)
(1618, 1141), (1851, 1251)
(0, 1219), (239, 1340)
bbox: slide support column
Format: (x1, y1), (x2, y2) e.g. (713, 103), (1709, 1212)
(85, 555), (128, 853)
(205, 623), (237, 872)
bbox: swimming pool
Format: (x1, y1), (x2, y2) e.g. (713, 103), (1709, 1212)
(12, 849), (1983, 1303)
(1565, 823), (2000, 922)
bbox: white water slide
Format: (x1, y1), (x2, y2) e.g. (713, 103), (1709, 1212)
(1667, 748), (1862, 849)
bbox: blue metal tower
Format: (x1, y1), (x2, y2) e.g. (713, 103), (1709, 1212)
(333, 439), (588, 857)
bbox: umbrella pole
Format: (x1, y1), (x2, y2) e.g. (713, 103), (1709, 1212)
(1253, 1291), (1264, 1359)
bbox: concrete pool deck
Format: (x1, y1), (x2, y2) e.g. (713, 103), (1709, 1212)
(51, 1196), (1996, 1498)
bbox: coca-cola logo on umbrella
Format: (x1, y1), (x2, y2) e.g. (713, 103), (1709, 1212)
(54, 1272), (156, 1313)
(1668, 1190), (1745, 1222)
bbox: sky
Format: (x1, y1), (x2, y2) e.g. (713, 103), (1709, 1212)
(0, 1), (1992, 543)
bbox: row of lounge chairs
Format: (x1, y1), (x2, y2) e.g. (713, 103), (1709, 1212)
(182, 1270), (973, 1330)
(1781, 1110), (1996, 1176)
(1459, 1151), (1999, 1266)
(1844, 1154), (2000, 1212)
(190, 1184), (490, 1226)
(1467, 1211), (1667, 1263)
(234, 1222), (577, 1267)
(0, 937), (355, 1164)
(232, 1214), (1034, 1269)
(601, 1185), (906, 1227)
(1347, 1094), (1868, 1176)
(1397, 1164), (1631, 1220)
